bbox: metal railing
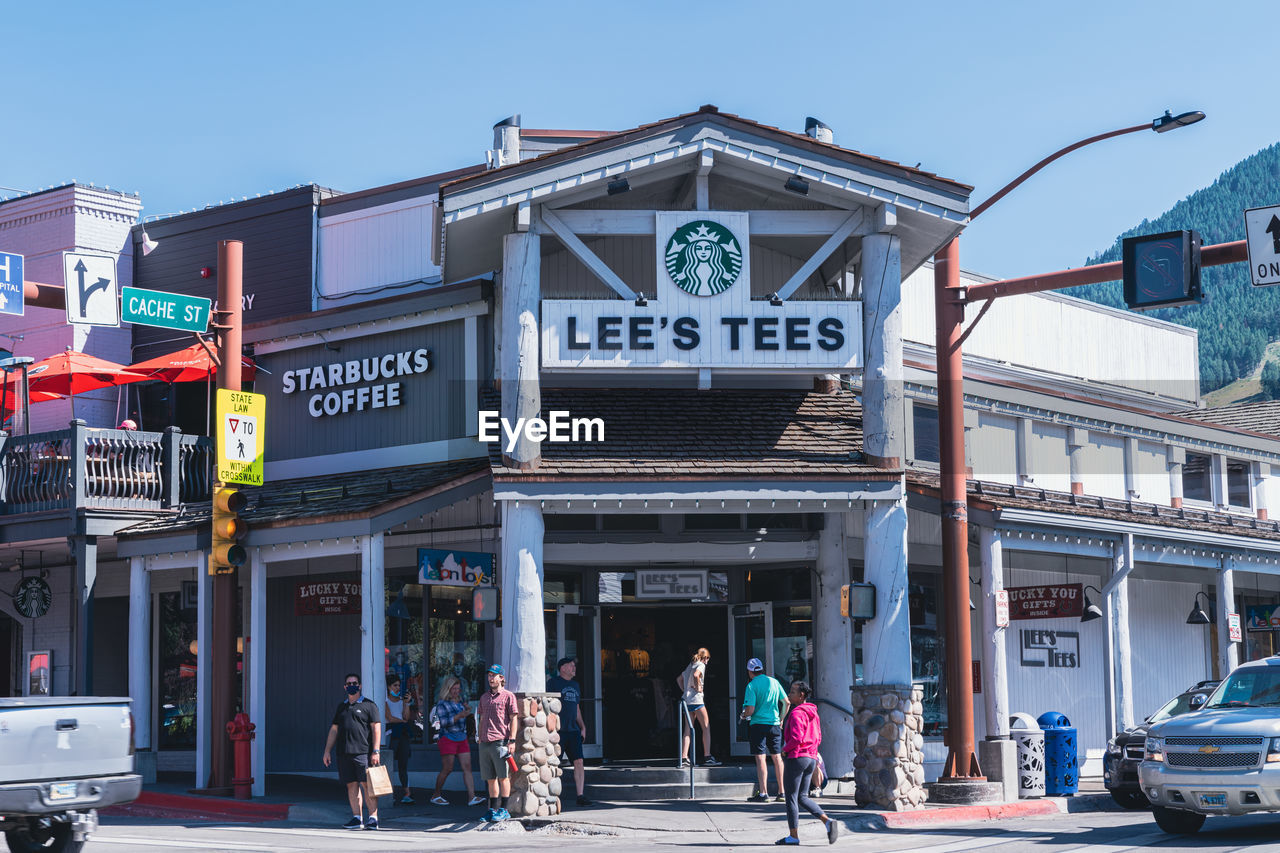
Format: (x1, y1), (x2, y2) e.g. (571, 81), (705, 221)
(675, 699), (696, 799)
(0, 422), (214, 515)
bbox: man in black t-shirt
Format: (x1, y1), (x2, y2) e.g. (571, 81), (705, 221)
(323, 672), (383, 830)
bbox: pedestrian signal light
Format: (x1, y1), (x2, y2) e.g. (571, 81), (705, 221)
(473, 586), (498, 622)
(210, 486), (248, 575)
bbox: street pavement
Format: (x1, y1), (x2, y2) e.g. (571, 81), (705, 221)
(88, 804), (1280, 852)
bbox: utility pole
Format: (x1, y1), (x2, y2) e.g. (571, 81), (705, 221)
(209, 239), (243, 790)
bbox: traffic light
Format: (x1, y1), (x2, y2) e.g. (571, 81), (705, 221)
(210, 485), (248, 575)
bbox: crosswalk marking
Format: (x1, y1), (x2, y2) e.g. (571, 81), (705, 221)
(89, 835), (281, 851)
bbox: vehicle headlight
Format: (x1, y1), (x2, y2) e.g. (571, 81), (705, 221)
(1268, 737), (1280, 764)
(1106, 737), (1121, 756)
(1145, 736), (1164, 762)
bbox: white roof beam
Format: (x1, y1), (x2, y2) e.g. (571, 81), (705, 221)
(540, 207), (637, 300)
(774, 208), (868, 300)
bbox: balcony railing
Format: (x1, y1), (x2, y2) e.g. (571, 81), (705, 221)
(0, 421), (214, 515)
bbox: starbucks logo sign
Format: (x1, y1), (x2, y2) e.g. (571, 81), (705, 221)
(13, 577), (51, 619)
(664, 220), (743, 296)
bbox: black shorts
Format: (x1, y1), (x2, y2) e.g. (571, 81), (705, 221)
(748, 723), (783, 755)
(561, 730), (584, 762)
(337, 752), (369, 784)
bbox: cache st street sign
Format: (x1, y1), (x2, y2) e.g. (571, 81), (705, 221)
(121, 286), (211, 333)
(1245, 204), (1280, 287)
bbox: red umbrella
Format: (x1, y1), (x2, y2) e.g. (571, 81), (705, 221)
(17, 351), (147, 396)
(128, 342), (255, 383)
(5, 351), (147, 420)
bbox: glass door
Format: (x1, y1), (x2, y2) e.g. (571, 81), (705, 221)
(729, 601), (773, 755)
(556, 604), (601, 758)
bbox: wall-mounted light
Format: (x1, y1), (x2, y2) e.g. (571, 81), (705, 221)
(768, 292), (783, 307)
(784, 175), (809, 195)
(200, 267), (214, 279)
(607, 178), (631, 196)
(1186, 591), (1213, 625)
(1081, 585), (1103, 623)
(635, 292), (648, 307)
(141, 230), (160, 256)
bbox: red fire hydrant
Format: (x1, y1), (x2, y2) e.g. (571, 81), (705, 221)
(227, 712), (256, 800)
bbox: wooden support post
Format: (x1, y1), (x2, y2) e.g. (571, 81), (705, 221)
(978, 527), (1009, 739)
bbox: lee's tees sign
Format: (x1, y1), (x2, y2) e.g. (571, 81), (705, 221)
(542, 212), (863, 370)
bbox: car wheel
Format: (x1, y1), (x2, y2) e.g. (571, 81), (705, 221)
(1152, 805), (1206, 835)
(1110, 789), (1150, 810)
(4, 821), (84, 853)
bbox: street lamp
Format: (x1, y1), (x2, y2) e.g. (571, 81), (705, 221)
(933, 110), (1204, 785)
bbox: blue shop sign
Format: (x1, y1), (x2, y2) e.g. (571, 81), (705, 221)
(418, 548), (494, 587)
(1246, 604), (1280, 631)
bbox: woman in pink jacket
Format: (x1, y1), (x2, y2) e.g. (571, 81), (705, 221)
(776, 681), (838, 846)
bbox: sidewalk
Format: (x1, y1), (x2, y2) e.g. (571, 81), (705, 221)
(102, 772), (1121, 839)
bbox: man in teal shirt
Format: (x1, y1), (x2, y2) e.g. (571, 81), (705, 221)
(739, 657), (789, 802)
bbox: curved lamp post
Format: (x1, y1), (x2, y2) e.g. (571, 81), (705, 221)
(933, 110), (1205, 783)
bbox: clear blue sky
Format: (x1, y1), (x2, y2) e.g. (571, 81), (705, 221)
(6, 1), (1275, 280)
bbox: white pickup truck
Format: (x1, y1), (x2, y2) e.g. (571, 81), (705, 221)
(1139, 656), (1280, 835)
(0, 696), (142, 853)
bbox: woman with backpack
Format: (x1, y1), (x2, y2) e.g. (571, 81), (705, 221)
(677, 648), (720, 767)
(776, 681), (838, 846)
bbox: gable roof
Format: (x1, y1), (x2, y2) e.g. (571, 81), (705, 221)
(443, 105), (971, 197)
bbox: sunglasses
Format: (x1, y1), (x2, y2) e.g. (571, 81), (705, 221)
(345, 681), (360, 687)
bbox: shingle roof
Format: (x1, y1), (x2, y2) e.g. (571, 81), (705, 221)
(117, 459), (488, 537)
(1173, 400), (1280, 439)
(907, 471), (1280, 543)
(489, 389), (894, 481)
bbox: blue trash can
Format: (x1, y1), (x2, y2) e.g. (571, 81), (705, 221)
(1036, 711), (1078, 796)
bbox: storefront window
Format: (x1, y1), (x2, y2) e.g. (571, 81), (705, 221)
(385, 578), (425, 743)
(1244, 597), (1280, 662)
(748, 567), (812, 603)
(772, 605), (813, 689)
(909, 578), (945, 737)
(157, 590), (198, 750)
(426, 585), (489, 707)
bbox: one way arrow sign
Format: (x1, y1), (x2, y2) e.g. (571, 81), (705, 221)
(62, 251), (120, 326)
(1245, 205), (1280, 288)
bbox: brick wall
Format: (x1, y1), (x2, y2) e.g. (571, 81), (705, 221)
(0, 186), (142, 429)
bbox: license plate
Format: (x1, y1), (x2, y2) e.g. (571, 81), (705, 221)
(48, 783), (77, 801)
(1198, 793), (1227, 808)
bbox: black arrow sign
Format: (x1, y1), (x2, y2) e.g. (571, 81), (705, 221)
(1267, 215), (1280, 254)
(73, 259), (110, 314)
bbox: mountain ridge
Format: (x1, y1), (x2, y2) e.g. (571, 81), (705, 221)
(1070, 142), (1280, 394)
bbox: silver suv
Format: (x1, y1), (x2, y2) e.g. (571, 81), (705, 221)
(1139, 657), (1280, 834)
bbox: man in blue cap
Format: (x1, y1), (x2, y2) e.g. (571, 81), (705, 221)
(476, 664), (519, 821)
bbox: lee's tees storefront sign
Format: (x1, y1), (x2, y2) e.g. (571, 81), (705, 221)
(542, 212), (862, 370)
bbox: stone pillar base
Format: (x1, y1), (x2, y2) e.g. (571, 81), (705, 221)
(508, 693), (564, 817)
(926, 779), (1005, 805)
(851, 684), (926, 810)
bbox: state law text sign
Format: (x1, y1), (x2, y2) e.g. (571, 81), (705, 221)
(216, 389), (266, 485)
(1005, 583), (1083, 620)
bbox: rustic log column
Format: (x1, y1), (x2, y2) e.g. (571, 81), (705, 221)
(501, 501), (546, 693)
(1218, 558), (1239, 675)
(501, 230), (541, 469)
(815, 512), (855, 781)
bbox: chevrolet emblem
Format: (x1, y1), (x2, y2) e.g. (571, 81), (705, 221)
(1199, 745), (1221, 754)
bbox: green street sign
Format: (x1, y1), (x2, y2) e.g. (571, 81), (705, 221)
(121, 286), (211, 333)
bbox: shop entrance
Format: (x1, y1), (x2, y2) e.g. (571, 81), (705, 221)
(0, 612), (14, 697)
(599, 605), (729, 761)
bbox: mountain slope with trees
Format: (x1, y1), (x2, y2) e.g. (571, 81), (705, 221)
(1071, 143), (1280, 393)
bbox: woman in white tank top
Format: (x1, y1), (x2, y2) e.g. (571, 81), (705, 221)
(678, 648), (720, 766)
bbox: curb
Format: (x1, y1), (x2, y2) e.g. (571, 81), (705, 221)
(102, 791), (291, 822)
(879, 799), (1063, 828)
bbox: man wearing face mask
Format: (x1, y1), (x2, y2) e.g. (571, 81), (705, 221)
(323, 673), (383, 830)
